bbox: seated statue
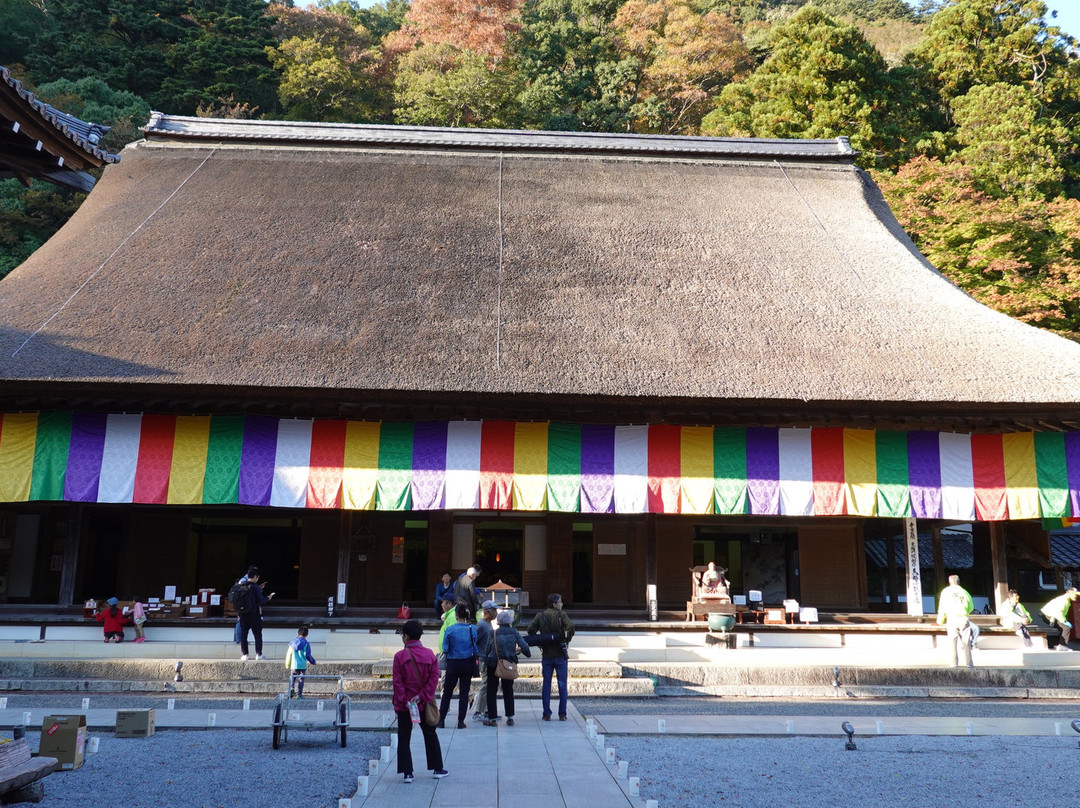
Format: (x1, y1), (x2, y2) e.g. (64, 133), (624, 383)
(698, 562), (731, 603)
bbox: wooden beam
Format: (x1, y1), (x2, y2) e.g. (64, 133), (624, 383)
(57, 505), (82, 608)
(932, 525), (945, 593)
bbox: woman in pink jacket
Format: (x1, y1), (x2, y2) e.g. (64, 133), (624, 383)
(392, 619), (449, 783)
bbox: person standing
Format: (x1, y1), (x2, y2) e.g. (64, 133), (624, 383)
(393, 619), (449, 782)
(129, 594), (148, 643)
(433, 571), (453, 616)
(528, 593), (575, 721)
(454, 565), (483, 622)
(475, 601), (498, 724)
(1041, 587), (1079, 651)
(286, 625), (317, 698)
(491, 610), (530, 726)
(439, 604), (478, 729)
(936, 575), (974, 667)
(232, 566), (274, 661)
(996, 590), (1033, 648)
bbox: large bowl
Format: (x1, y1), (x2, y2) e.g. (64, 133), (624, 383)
(707, 613), (735, 633)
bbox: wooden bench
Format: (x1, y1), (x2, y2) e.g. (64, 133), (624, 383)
(0, 737), (58, 805)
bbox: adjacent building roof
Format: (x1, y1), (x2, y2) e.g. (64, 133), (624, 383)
(2, 114), (1080, 426)
(0, 65), (119, 192)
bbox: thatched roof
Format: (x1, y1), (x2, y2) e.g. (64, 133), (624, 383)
(2, 115), (1080, 428)
(0, 65), (119, 192)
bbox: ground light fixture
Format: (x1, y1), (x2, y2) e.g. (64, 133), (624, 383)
(833, 667), (841, 688)
(842, 721), (857, 751)
(1072, 719), (1080, 747)
(175, 661), (183, 682)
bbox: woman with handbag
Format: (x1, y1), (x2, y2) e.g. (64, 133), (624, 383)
(487, 610), (531, 726)
(392, 619), (449, 782)
(439, 603), (478, 729)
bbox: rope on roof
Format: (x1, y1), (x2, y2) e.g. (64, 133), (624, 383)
(12, 147), (219, 359)
(496, 151), (504, 375)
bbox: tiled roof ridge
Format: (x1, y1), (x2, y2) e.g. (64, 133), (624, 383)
(143, 112), (858, 162)
(1, 65), (120, 164)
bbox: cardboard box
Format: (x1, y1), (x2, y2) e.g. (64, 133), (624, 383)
(115, 709), (155, 738)
(39, 715), (86, 770)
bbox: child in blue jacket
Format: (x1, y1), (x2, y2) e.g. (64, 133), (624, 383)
(286, 626), (317, 698)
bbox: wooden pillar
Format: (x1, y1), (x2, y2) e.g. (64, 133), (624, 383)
(931, 525), (945, 594)
(989, 521), (1009, 609)
(335, 510), (352, 613)
(57, 505), (82, 608)
(885, 530), (899, 611)
(645, 514), (658, 620)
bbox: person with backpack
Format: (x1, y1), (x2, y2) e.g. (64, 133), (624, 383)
(285, 625), (316, 698)
(229, 566), (274, 661)
(528, 593), (575, 721)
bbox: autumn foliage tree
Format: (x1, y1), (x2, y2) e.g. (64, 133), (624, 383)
(614, 0), (750, 133)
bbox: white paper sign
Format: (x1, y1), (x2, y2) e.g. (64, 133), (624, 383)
(210, 595), (221, 606)
(163, 586), (177, 601)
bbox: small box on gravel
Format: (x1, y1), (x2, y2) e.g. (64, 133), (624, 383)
(115, 710), (155, 738)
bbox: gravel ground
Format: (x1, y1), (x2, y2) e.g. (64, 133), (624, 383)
(613, 735), (1077, 808)
(27, 729), (386, 808)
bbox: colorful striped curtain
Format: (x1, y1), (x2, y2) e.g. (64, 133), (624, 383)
(3, 411), (1080, 521)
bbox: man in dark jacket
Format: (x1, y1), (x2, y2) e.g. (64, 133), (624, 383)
(453, 565), (483, 622)
(528, 593), (575, 721)
(237, 566), (274, 661)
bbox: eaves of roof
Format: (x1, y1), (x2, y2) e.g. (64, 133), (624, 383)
(142, 112), (858, 163)
(0, 65), (120, 169)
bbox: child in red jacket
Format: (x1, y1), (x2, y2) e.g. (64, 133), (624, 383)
(95, 597), (126, 643)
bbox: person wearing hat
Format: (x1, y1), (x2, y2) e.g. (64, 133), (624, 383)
(490, 610), (530, 726)
(528, 593), (575, 720)
(392, 619), (449, 782)
(95, 597), (127, 643)
(474, 600), (499, 723)
(439, 604), (479, 729)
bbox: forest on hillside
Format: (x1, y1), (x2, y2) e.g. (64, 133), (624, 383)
(2, 0), (1079, 340)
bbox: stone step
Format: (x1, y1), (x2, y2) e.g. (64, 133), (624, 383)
(0, 676), (655, 697)
(369, 659), (624, 678)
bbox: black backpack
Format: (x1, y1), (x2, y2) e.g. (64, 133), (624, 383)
(229, 582), (254, 615)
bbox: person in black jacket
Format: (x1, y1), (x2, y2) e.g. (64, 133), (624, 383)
(528, 593), (574, 721)
(237, 566), (274, 661)
(453, 565), (483, 622)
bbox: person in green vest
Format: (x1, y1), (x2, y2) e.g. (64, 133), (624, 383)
(1040, 588), (1079, 651)
(996, 589), (1033, 648)
(936, 575), (975, 668)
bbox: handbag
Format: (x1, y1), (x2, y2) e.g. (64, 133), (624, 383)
(405, 648), (440, 727)
(495, 658), (519, 680)
(397, 602), (411, 620)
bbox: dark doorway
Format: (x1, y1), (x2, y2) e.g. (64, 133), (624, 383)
(473, 521), (523, 588)
(190, 517), (302, 598)
(572, 522), (593, 604)
(402, 520), (430, 601)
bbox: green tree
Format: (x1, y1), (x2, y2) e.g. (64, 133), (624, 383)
(0, 0), (53, 67)
(513, 0), (640, 131)
(317, 0), (409, 42)
(950, 82), (1073, 199)
(393, 42), (520, 126)
(0, 180), (83, 280)
(700, 6), (922, 166)
(27, 0), (188, 104)
(160, 0), (280, 115)
(908, 0), (1077, 104)
(267, 4), (388, 121)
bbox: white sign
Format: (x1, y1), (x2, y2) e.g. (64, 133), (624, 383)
(597, 544), (626, 556)
(337, 583), (346, 605)
(163, 586), (176, 601)
(903, 518), (924, 616)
